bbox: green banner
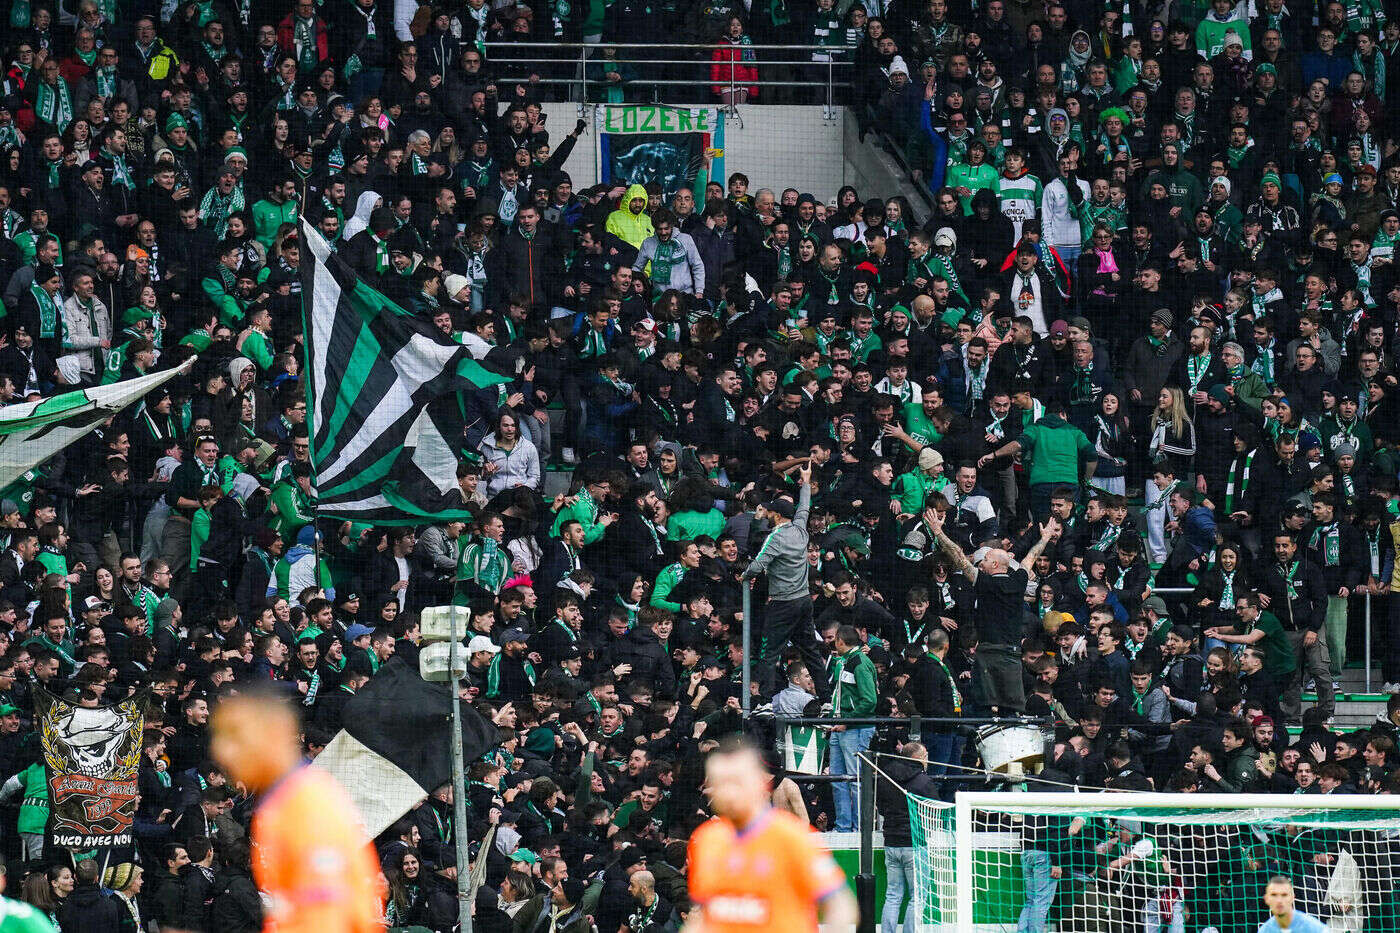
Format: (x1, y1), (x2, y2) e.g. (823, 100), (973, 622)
(599, 105), (715, 135)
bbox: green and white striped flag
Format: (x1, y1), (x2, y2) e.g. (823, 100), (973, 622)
(0, 361), (192, 491)
(300, 221), (509, 523)
(783, 724), (827, 775)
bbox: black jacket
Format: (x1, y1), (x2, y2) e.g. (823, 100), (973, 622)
(178, 863), (217, 932)
(874, 757), (938, 847)
(1259, 557), (1328, 632)
(57, 882), (123, 933)
(487, 224), (563, 312)
(210, 866), (262, 933)
(613, 628), (675, 699)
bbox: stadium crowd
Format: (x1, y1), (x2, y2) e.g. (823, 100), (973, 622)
(0, 0), (1400, 928)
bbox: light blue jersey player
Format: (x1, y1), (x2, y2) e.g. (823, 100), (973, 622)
(1258, 876), (1327, 933)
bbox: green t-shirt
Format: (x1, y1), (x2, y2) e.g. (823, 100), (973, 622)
(901, 403), (943, 450)
(1247, 610), (1297, 677)
(613, 797), (669, 829)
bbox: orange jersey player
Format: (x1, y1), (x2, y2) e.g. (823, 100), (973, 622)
(211, 687), (383, 933)
(686, 740), (857, 933)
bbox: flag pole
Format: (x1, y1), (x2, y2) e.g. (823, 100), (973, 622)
(448, 603), (472, 933)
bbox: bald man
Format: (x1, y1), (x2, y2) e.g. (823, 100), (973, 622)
(928, 508), (1060, 712)
(211, 688), (382, 932)
(623, 870), (674, 933)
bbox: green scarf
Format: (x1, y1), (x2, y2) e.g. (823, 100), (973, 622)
(29, 283), (58, 339)
(1309, 522), (1340, 566)
(103, 147), (133, 190)
(294, 16), (317, 71)
(1071, 365), (1096, 403)
(649, 237), (685, 289)
(35, 79), (72, 131)
(931, 652), (961, 713)
(1186, 352), (1211, 392)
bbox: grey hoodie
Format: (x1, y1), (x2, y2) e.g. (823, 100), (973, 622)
(742, 483), (811, 602)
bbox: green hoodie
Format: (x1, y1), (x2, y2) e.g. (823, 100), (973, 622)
(1017, 414), (1095, 486)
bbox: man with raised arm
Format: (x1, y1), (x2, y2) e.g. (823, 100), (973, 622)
(926, 507), (1059, 713)
(743, 462), (826, 698)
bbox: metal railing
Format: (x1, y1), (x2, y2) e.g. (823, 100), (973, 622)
(1152, 587), (1379, 694)
(483, 41), (855, 108)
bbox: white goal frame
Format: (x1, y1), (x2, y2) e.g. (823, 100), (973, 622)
(949, 791), (1400, 933)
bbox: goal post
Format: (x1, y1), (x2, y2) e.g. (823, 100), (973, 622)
(900, 791), (1400, 933)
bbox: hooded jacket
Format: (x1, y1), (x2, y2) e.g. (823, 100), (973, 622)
(874, 757), (938, 847)
(605, 184), (655, 248)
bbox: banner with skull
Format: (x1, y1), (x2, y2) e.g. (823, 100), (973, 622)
(35, 688), (147, 851)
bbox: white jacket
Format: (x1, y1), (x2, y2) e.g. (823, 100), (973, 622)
(1041, 176), (1091, 250)
(61, 294), (111, 375)
(479, 432), (541, 495)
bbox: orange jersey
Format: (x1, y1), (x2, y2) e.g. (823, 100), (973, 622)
(688, 808), (847, 932)
(251, 766), (383, 933)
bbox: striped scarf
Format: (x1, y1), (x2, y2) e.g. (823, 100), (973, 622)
(34, 78), (72, 131)
(199, 184), (245, 239)
(1224, 449), (1253, 513)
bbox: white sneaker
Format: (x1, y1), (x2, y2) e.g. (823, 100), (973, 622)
(561, 447), (578, 465)
(1383, 683), (1400, 695)
(1331, 680), (1342, 693)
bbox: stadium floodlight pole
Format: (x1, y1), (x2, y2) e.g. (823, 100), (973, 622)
(741, 579), (752, 717)
(449, 604), (473, 933)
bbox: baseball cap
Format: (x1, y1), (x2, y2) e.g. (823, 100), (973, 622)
(764, 499), (795, 520)
(501, 628), (530, 646)
(1141, 595), (1168, 616)
(344, 623), (375, 641)
(82, 596), (108, 612)
(0, 704), (19, 717)
(467, 635), (500, 655)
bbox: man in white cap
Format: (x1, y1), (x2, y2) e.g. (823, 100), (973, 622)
(464, 634), (499, 696)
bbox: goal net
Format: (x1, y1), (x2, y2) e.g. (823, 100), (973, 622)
(900, 791), (1400, 933)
